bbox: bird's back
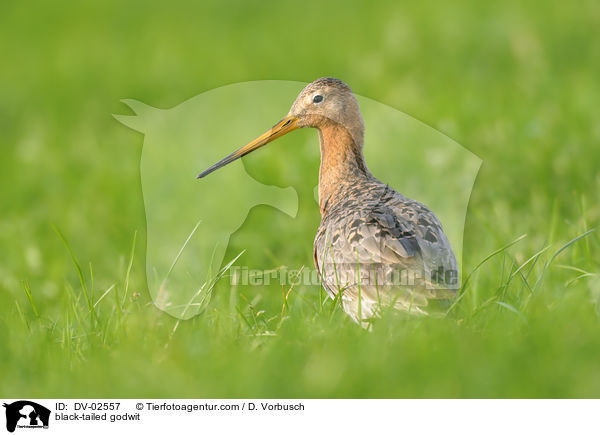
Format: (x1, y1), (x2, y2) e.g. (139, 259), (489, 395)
(313, 177), (458, 323)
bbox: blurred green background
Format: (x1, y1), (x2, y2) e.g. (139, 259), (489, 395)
(1, 0), (599, 397)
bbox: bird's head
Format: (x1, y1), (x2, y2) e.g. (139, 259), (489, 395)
(289, 77), (364, 134)
(197, 77), (364, 179)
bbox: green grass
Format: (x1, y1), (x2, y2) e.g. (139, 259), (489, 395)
(1, 0), (600, 398)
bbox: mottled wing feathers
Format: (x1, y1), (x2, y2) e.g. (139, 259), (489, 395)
(313, 182), (458, 322)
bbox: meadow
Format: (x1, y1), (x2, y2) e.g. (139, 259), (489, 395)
(1, 0), (599, 397)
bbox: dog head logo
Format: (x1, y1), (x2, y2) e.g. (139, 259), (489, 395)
(3, 401), (50, 432)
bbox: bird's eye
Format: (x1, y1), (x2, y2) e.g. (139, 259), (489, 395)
(312, 95), (324, 103)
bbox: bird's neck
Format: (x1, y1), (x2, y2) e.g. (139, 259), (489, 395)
(317, 122), (370, 215)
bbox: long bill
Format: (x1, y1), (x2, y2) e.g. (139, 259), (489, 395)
(196, 114), (300, 179)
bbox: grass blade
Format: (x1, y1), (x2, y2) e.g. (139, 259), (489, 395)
(22, 280), (40, 318)
(52, 224), (100, 326)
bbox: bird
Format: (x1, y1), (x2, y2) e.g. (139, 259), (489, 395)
(197, 77), (458, 326)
